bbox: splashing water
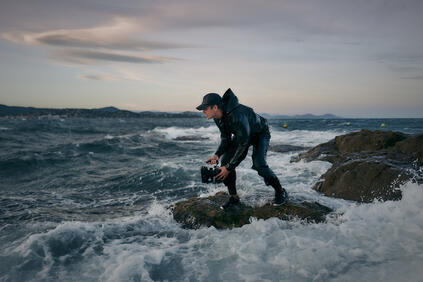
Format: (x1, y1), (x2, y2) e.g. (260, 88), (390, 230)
(0, 117), (422, 281)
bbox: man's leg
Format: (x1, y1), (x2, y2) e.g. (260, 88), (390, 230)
(219, 144), (249, 209)
(220, 146), (237, 195)
(252, 131), (288, 205)
(220, 144), (249, 195)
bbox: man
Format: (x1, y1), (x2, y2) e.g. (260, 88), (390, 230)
(196, 88), (288, 209)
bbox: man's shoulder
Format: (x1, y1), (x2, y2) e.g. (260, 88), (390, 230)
(231, 104), (255, 117)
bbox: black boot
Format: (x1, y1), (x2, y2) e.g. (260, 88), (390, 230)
(267, 177), (288, 206)
(220, 195), (240, 210)
(273, 189), (288, 206)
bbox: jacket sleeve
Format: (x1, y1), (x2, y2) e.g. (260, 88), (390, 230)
(225, 115), (250, 171)
(214, 120), (231, 157)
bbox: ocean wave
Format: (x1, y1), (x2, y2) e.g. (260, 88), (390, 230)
(270, 128), (346, 147)
(0, 139), (123, 175)
(0, 154), (69, 176)
(149, 125), (345, 152)
(2, 181), (422, 282)
(2, 118), (422, 281)
(151, 126), (219, 142)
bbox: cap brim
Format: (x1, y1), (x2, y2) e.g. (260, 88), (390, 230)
(196, 104), (208, 110)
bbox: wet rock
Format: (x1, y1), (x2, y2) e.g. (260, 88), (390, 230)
(393, 134), (423, 165)
(334, 129), (407, 155)
(268, 144), (310, 153)
(294, 130), (422, 203)
(294, 130), (409, 164)
(291, 139), (338, 163)
(171, 192), (332, 229)
(173, 135), (210, 141)
(313, 160), (410, 203)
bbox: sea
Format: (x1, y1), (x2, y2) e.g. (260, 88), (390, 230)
(0, 117), (422, 282)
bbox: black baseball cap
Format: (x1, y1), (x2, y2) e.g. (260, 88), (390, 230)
(196, 93), (222, 110)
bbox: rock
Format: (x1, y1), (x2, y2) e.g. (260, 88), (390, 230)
(313, 160), (410, 203)
(393, 134), (423, 165)
(173, 135), (210, 141)
(171, 192), (332, 229)
(291, 139), (338, 163)
(294, 130), (409, 164)
(334, 129), (407, 155)
(268, 144), (310, 153)
(294, 130), (422, 203)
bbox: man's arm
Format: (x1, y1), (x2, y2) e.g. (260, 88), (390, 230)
(214, 119), (231, 157)
(225, 115), (250, 171)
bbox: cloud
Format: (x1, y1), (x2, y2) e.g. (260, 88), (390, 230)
(78, 74), (124, 81)
(3, 1), (423, 41)
(400, 75), (423, 80)
(50, 49), (181, 65)
(77, 67), (155, 82)
(2, 17), (191, 51)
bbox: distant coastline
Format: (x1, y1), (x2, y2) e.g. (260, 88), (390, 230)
(0, 105), (202, 119)
(0, 104), (345, 119)
(260, 113), (343, 119)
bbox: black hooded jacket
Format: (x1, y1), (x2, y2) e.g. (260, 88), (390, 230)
(214, 89), (268, 171)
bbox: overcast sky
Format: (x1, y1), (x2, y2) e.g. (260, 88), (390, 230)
(1, 0), (422, 117)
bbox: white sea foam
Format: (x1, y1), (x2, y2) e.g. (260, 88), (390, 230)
(5, 181), (422, 282)
(178, 181), (423, 282)
(151, 125), (341, 148)
(151, 126), (219, 142)
(269, 128), (345, 147)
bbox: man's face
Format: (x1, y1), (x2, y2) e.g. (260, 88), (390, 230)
(202, 105), (219, 119)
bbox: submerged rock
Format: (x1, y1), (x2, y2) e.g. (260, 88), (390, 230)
(173, 135), (210, 141)
(268, 144), (309, 153)
(171, 192), (332, 229)
(294, 130), (422, 203)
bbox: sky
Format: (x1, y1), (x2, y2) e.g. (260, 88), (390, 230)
(0, 0), (422, 118)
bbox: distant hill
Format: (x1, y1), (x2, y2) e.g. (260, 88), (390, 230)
(0, 104), (343, 119)
(260, 113), (343, 119)
(0, 105), (202, 118)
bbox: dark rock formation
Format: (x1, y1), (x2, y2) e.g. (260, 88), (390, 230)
(268, 144), (309, 153)
(294, 130), (422, 203)
(313, 160), (409, 202)
(174, 136), (210, 141)
(171, 191), (332, 229)
(290, 139), (338, 163)
(394, 133), (423, 162)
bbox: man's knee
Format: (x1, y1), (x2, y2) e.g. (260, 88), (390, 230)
(253, 165), (270, 177)
(252, 163), (277, 184)
(223, 169), (236, 185)
(252, 157), (267, 172)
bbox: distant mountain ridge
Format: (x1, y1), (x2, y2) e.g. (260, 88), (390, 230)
(0, 105), (202, 118)
(260, 113), (343, 119)
(0, 104), (343, 119)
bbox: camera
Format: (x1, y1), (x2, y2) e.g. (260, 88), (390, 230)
(201, 165), (223, 183)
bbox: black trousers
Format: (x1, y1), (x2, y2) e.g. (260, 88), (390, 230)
(220, 128), (280, 195)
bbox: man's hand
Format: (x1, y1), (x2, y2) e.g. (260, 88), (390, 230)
(216, 166), (230, 180)
(206, 154), (219, 165)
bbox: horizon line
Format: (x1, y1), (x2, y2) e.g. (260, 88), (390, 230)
(1, 104), (422, 119)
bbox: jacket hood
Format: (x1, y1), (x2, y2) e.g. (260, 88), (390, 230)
(221, 88), (239, 114)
